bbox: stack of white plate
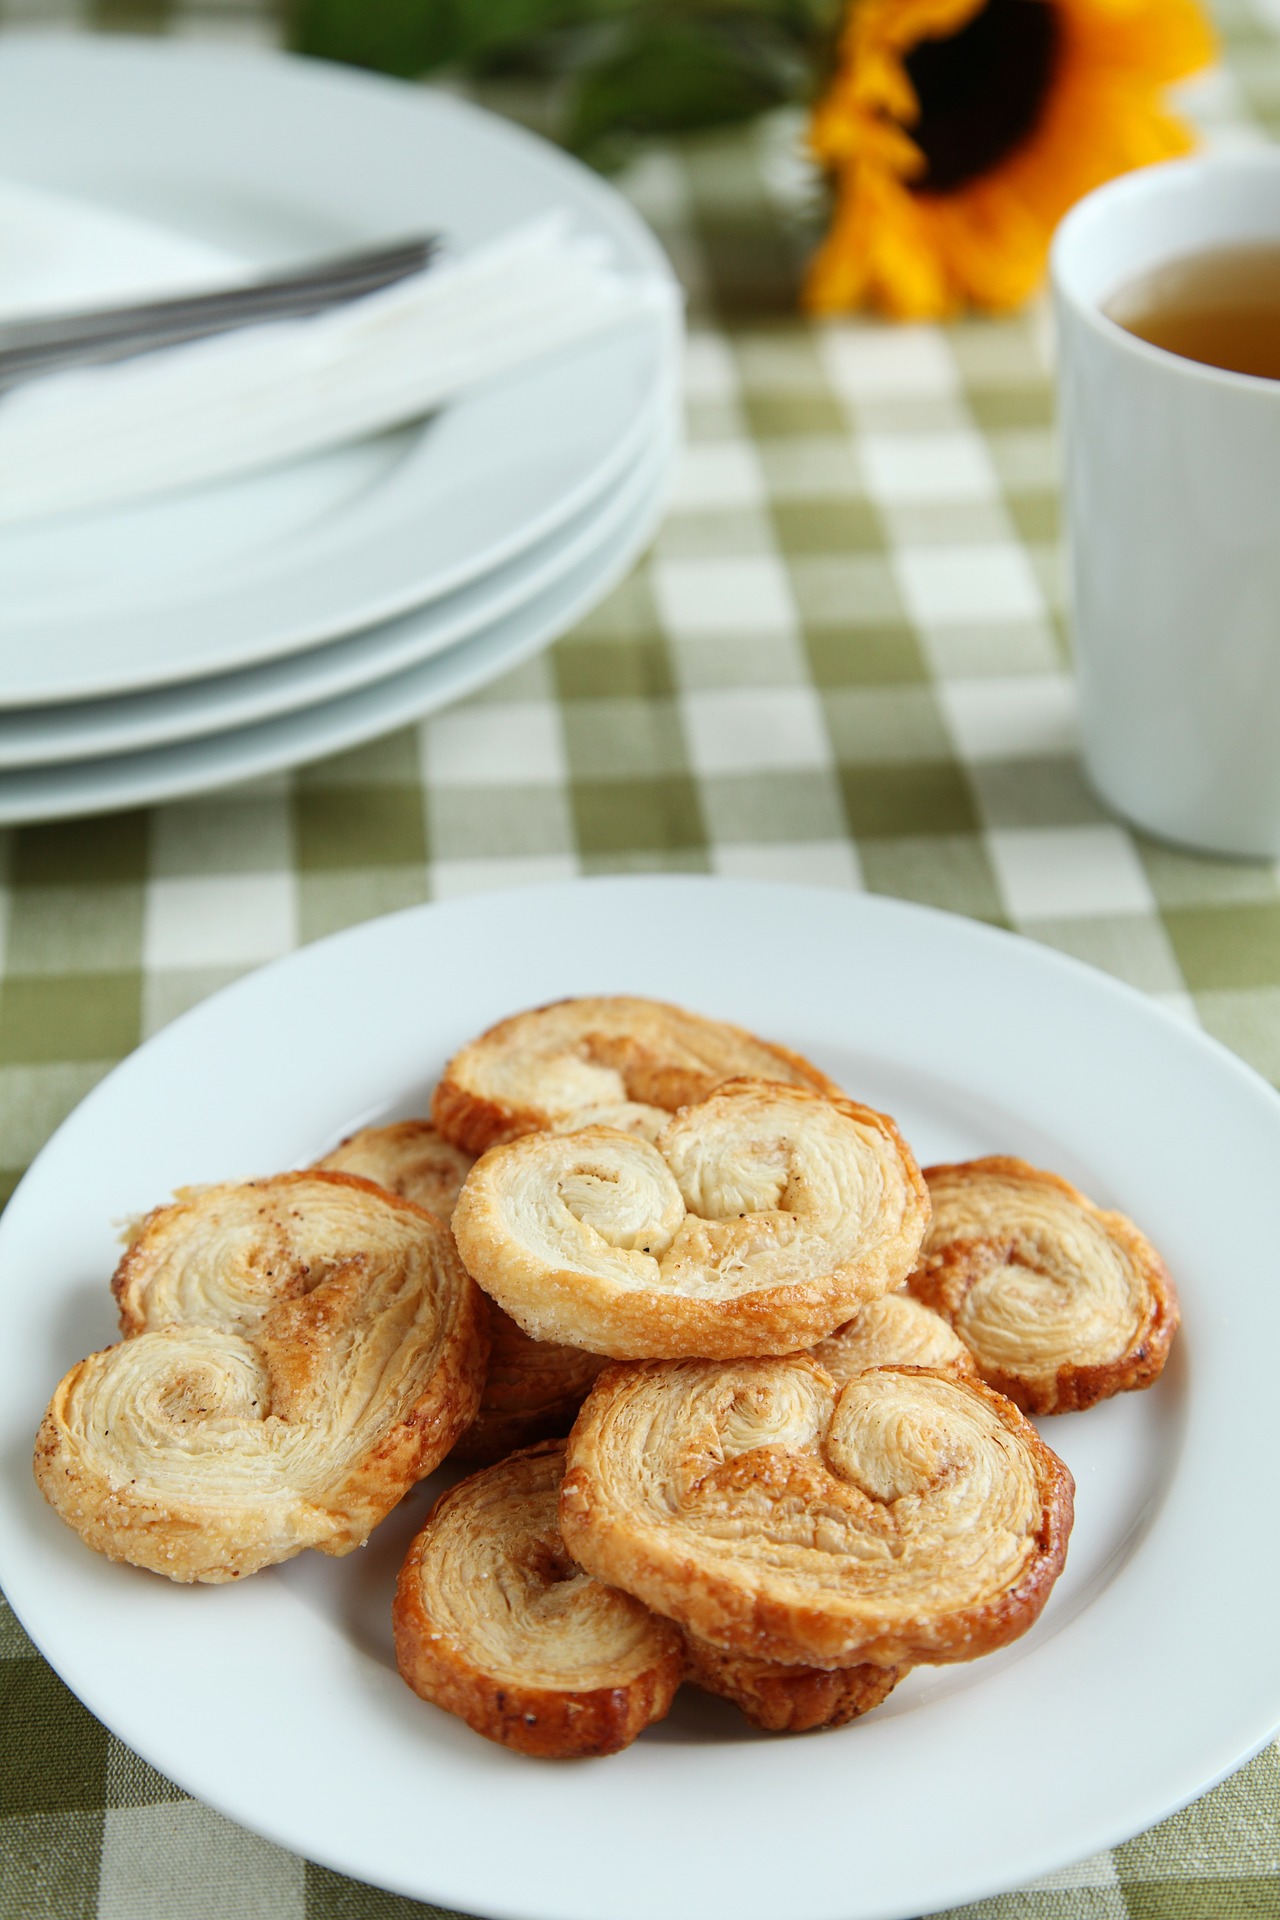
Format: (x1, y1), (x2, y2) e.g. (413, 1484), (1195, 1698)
(0, 37), (681, 825)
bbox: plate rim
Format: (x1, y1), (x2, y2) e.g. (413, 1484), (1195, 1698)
(2, 875), (1278, 1920)
(0, 425), (677, 824)
(0, 409), (675, 770)
(0, 35), (677, 706)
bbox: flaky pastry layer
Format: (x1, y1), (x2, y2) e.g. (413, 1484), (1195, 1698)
(452, 1080), (929, 1360)
(683, 1633), (903, 1732)
(907, 1156), (1179, 1414)
(394, 1440), (683, 1757)
(810, 1291), (975, 1386)
(561, 1356), (1073, 1669)
(36, 1173), (487, 1583)
(432, 995), (841, 1154)
(315, 1119), (475, 1226)
(315, 1121), (606, 1461)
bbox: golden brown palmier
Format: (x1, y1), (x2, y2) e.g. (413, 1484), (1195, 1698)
(394, 1441), (683, 1757)
(452, 1080), (929, 1361)
(682, 1634), (903, 1732)
(560, 1356), (1073, 1670)
(907, 1156), (1179, 1415)
(313, 1121), (606, 1462)
(432, 995), (841, 1154)
(456, 1309), (607, 1465)
(36, 1173), (487, 1583)
(811, 1291), (976, 1387)
(315, 1119), (475, 1224)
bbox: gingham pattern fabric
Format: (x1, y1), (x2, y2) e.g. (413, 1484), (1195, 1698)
(4, 2), (1280, 1915)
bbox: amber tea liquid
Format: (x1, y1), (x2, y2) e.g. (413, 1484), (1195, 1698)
(1104, 241), (1280, 381)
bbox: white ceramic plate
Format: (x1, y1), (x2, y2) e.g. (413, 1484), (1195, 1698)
(0, 408), (674, 771)
(1, 877), (1278, 1920)
(0, 425), (675, 824)
(0, 37), (677, 705)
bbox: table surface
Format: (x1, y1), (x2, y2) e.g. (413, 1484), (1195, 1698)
(4, 1), (1280, 1916)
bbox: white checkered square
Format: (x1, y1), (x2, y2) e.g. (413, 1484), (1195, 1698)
(940, 673), (1078, 761)
(619, 147), (695, 225)
(895, 544), (1045, 624)
(423, 700), (566, 787)
(1025, 1848), (1123, 1892)
(430, 855), (580, 899)
(681, 687), (831, 775)
(683, 329), (740, 401)
(170, 10), (281, 45)
(142, 873), (297, 970)
(651, 555), (798, 637)
(817, 324), (958, 401)
(987, 826), (1157, 920)
(97, 1801), (305, 1920)
(669, 440), (767, 511)
(711, 840), (863, 887)
(859, 431), (999, 504)
(1150, 990), (1204, 1027)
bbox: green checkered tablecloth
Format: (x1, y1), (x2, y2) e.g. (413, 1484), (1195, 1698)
(5, 2), (1280, 1915)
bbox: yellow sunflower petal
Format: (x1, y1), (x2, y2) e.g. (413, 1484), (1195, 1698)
(804, 0), (1216, 319)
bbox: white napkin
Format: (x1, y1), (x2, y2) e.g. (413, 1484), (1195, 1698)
(0, 178), (239, 320)
(0, 190), (678, 527)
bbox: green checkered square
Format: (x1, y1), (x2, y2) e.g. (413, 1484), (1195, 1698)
(294, 786), (429, 873)
(0, 974), (141, 1065)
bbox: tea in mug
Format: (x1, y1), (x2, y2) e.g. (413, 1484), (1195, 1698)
(1104, 242), (1280, 381)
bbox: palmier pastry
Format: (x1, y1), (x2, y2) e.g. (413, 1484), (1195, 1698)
(456, 1308), (607, 1464)
(682, 1634), (903, 1732)
(811, 1292), (975, 1386)
(452, 1080), (929, 1361)
(394, 1440), (683, 1757)
(906, 1156), (1179, 1415)
(433, 994), (841, 1154)
(315, 1119), (475, 1224)
(560, 1356), (1074, 1669)
(313, 1122), (606, 1462)
(35, 1173), (487, 1583)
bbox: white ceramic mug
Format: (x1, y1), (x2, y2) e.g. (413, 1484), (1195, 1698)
(1052, 154), (1280, 859)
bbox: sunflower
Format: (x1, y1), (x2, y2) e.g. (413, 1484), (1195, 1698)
(804, 0), (1216, 318)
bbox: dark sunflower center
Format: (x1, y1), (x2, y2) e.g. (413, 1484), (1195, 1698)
(903, 0), (1059, 195)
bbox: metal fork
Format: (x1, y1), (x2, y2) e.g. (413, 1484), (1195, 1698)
(0, 235), (440, 391)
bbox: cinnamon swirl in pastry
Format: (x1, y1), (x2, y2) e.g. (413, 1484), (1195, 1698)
(682, 1635), (903, 1732)
(433, 995), (841, 1154)
(394, 1440), (683, 1757)
(452, 1081), (929, 1361)
(810, 1292), (975, 1386)
(560, 1356), (1073, 1669)
(36, 1173), (487, 1583)
(907, 1156), (1179, 1415)
(313, 1122), (607, 1462)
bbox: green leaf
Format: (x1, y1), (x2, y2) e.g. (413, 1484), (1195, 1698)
(565, 13), (796, 158)
(287, 0), (845, 149)
(288, 0), (614, 76)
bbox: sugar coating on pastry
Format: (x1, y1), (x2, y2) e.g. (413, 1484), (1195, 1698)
(560, 1355), (1074, 1669)
(36, 1173), (488, 1583)
(314, 1121), (606, 1462)
(432, 994), (842, 1154)
(683, 1633), (903, 1732)
(811, 1292), (976, 1387)
(394, 1440), (683, 1757)
(907, 1156), (1179, 1415)
(452, 1080), (930, 1361)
